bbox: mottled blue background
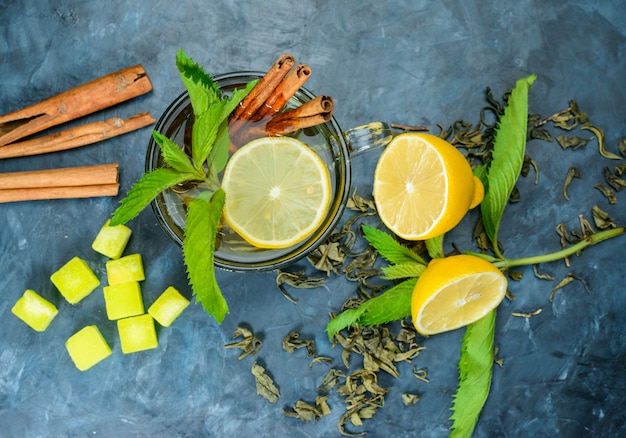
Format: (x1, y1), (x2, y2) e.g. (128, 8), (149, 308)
(1, 1), (625, 437)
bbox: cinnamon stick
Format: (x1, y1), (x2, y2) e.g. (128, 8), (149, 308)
(0, 64), (152, 147)
(0, 184), (119, 203)
(229, 54), (295, 123)
(250, 64), (311, 122)
(0, 163), (118, 190)
(0, 113), (155, 159)
(265, 95), (334, 135)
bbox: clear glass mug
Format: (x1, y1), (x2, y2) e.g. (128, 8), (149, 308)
(146, 72), (391, 272)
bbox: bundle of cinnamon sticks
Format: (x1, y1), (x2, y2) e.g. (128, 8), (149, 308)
(0, 65), (155, 202)
(228, 54), (334, 147)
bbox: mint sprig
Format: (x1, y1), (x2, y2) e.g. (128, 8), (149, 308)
(110, 49), (253, 323)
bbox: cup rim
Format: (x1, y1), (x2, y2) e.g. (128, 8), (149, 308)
(146, 71), (353, 272)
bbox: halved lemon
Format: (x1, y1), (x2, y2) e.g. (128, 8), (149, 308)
(221, 136), (331, 249)
(411, 254), (507, 335)
(373, 133), (484, 240)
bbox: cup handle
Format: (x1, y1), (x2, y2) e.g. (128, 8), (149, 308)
(344, 122), (393, 157)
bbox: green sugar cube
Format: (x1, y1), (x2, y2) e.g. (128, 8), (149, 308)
(11, 289), (58, 332)
(106, 254), (145, 285)
(92, 219), (132, 259)
(103, 281), (145, 320)
(50, 256), (100, 304)
(117, 314), (158, 354)
(65, 325), (112, 371)
(148, 286), (190, 327)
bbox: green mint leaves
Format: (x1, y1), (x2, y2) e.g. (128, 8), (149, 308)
(449, 310), (496, 438)
(479, 74), (536, 254)
(111, 49), (253, 323)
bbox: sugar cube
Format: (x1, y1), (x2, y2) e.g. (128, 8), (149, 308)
(92, 219), (132, 259)
(103, 281), (145, 320)
(50, 256), (100, 304)
(148, 286), (190, 327)
(106, 254), (145, 285)
(65, 325), (112, 371)
(11, 289), (58, 332)
(117, 314), (158, 354)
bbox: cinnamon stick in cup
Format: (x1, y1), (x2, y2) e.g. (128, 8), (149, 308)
(229, 54), (295, 123)
(250, 64), (312, 122)
(265, 95), (334, 135)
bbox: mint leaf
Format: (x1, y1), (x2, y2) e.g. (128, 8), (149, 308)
(110, 168), (196, 225)
(362, 225), (426, 265)
(326, 278), (416, 340)
(183, 189), (228, 323)
(175, 49), (220, 115)
(425, 235), (444, 259)
(480, 75), (536, 248)
(152, 130), (202, 177)
(192, 102), (225, 167)
(450, 310), (496, 438)
(381, 262), (426, 280)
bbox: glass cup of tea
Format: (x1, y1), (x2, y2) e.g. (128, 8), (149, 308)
(146, 72), (391, 272)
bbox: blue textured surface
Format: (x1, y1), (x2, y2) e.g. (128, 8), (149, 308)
(1, 1), (625, 437)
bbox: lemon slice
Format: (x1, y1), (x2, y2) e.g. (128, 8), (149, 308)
(373, 133), (484, 240)
(221, 136), (331, 249)
(411, 255), (507, 335)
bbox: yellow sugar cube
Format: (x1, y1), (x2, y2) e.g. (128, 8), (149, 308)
(92, 219), (132, 259)
(65, 325), (112, 371)
(11, 289), (58, 332)
(103, 281), (145, 320)
(117, 314), (158, 354)
(106, 254), (145, 285)
(50, 257), (100, 304)
(148, 286), (190, 327)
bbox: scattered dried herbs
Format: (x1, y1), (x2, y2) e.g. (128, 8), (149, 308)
(562, 167), (581, 200)
(594, 183), (617, 204)
(282, 330), (317, 357)
(251, 362), (280, 404)
(511, 308), (543, 318)
(549, 273), (591, 302)
(283, 396), (331, 423)
(224, 326), (262, 359)
(401, 393), (421, 406)
(592, 205), (616, 229)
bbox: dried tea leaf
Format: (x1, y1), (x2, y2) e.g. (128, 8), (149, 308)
(276, 270), (326, 303)
(614, 163), (626, 177)
(605, 166), (626, 191)
(594, 184), (617, 205)
(556, 135), (592, 150)
(251, 362), (280, 404)
(592, 205), (616, 229)
(283, 397), (330, 423)
(532, 265), (554, 281)
(619, 138), (626, 157)
(402, 393), (421, 406)
(307, 242), (347, 275)
(582, 122), (621, 160)
(346, 190), (376, 212)
(529, 126), (553, 142)
(511, 308), (543, 318)
(318, 368), (345, 393)
(549, 273), (591, 302)
(508, 271), (523, 281)
(282, 330), (317, 357)
(412, 368), (430, 383)
(563, 167), (581, 201)
(224, 326), (263, 359)
(310, 356), (333, 367)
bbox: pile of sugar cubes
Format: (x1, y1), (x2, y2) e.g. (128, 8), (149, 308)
(11, 219), (191, 371)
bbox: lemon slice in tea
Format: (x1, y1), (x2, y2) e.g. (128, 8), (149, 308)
(221, 136), (332, 249)
(411, 255), (507, 335)
(373, 133), (484, 240)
